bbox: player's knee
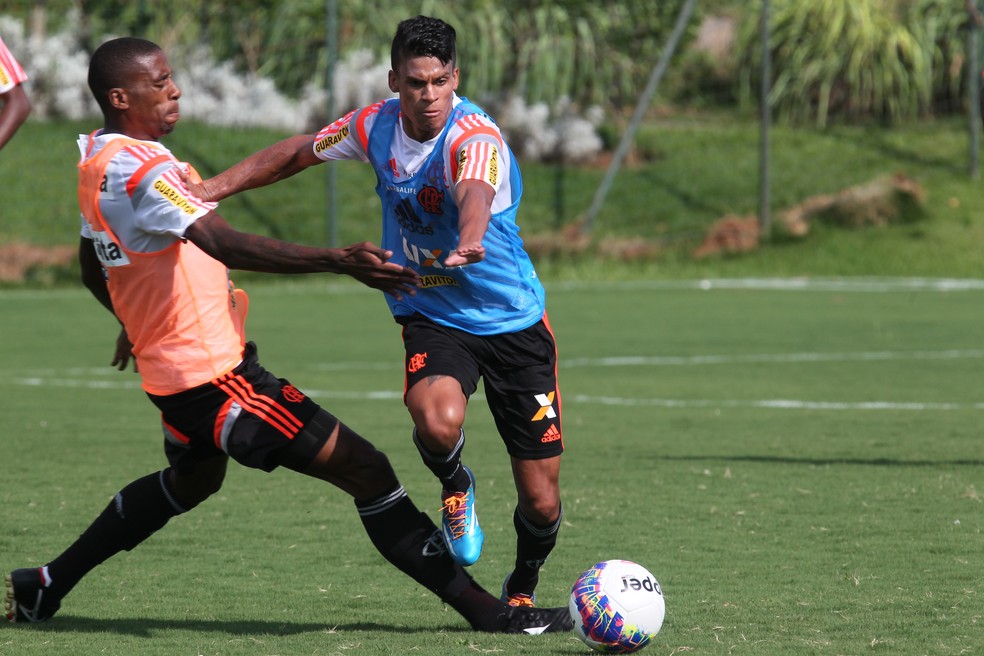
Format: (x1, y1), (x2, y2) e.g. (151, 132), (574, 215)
(413, 410), (464, 448)
(526, 500), (561, 526)
(357, 441), (397, 480)
(167, 458), (227, 509)
(408, 391), (465, 448)
(519, 490), (562, 526)
(328, 422), (395, 478)
(198, 468), (226, 499)
(346, 440), (401, 497)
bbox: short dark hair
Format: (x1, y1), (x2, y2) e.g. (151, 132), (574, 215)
(390, 15), (456, 71)
(88, 37), (162, 113)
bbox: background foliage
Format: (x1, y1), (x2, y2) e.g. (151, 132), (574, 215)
(734, 0), (971, 126)
(1, 0), (979, 127)
(739, 0), (967, 125)
(1, 0), (701, 112)
(2, 0), (983, 279)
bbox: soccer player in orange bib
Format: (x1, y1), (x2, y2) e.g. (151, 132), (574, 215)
(4, 36), (572, 636)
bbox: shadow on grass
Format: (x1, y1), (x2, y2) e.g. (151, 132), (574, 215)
(659, 454), (984, 467)
(642, 168), (730, 223)
(6, 615), (475, 636)
(820, 126), (963, 174)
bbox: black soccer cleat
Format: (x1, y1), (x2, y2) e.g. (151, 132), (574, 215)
(5, 568), (61, 623)
(501, 604), (574, 634)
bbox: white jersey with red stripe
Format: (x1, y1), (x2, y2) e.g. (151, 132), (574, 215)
(0, 36), (27, 94)
(76, 131), (216, 249)
(76, 130), (247, 395)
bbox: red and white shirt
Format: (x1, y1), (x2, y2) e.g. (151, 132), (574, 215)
(77, 131), (216, 251)
(77, 131), (243, 395)
(0, 36), (27, 94)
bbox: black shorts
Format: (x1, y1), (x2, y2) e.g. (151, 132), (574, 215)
(397, 313), (564, 460)
(148, 342), (335, 473)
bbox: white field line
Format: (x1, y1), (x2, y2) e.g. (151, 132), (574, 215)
(244, 348), (984, 371)
(14, 348), (984, 378)
(562, 348), (984, 368)
(566, 395), (984, 411)
(3, 277), (984, 302)
(7, 346), (983, 411)
(9, 376), (983, 411)
(545, 277), (984, 293)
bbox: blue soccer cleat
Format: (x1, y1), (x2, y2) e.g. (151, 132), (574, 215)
(440, 465), (484, 566)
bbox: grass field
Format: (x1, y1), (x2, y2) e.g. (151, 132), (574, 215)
(1, 277), (981, 655)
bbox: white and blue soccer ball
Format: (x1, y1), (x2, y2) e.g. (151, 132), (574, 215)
(569, 560), (665, 653)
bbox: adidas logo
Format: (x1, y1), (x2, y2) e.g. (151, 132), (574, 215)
(523, 626), (549, 635)
(422, 529), (447, 557)
(540, 424), (561, 443)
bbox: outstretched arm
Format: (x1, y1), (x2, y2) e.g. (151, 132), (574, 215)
(185, 212), (420, 298)
(445, 179), (494, 267)
(0, 84), (30, 150)
(191, 134), (322, 202)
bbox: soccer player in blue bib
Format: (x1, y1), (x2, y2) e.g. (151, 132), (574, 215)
(193, 15), (565, 607)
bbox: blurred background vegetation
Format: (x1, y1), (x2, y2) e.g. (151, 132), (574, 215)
(1, 0), (983, 284)
(1, 0), (976, 126)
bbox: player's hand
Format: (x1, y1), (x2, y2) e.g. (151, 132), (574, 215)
(111, 326), (138, 373)
(176, 166), (213, 202)
(335, 241), (420, 300)
(444, 243), (486, 267)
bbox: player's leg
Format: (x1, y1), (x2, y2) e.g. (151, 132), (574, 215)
(285, 413), (490, 623)
(399, 315), (484, 566)
(481, 317), (565, 605)
(407, 376), (470, 491)
(502, 455), (563, 605)
(5, 367), (241, 624)
(407, 377), (485, 566)
(276, 408), (569, 633)
(5, 451), (227, 623)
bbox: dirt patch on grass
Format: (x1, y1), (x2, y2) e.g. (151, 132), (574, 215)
(0, 242), (76, 283)
(692, 174), (926, 258)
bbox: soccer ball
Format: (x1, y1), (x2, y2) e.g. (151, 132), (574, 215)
(568, 560), (665, 653)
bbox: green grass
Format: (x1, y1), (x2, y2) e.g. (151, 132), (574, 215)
(2, 114), (983, 283)
(1, 279), (982, 655)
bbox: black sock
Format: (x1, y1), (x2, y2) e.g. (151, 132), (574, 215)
(356, 485), (507, 631)
(507, 504), (563, 596)
(45, 470), (188, 599)
(413, 428), (470, 492)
